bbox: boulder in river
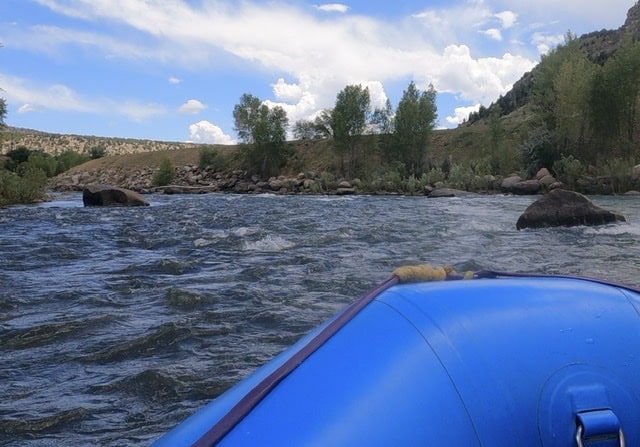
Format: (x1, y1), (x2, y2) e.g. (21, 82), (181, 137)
(428, 188), (473, 198)
(516, 189), (625, 230)
(83, 185), (150, 207)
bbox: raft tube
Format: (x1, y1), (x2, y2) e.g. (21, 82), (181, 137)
(152, 272), (640, 446)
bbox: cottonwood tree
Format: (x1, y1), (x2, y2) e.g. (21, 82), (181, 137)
(591, 40), (640, 158)
(331, 84), (371, 177)
(391, 81), (437, 175)
(553, 50), (596, 159)
(232, 93), (262, 144)
(233, 93), (289, 177)
(313, 109), (334, 139)
(292, 119), (317, 140)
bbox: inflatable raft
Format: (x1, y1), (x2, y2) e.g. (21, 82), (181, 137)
(152, 267), (640, 446)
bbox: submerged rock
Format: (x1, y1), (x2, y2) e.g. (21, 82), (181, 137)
(83, 185), (150, 207)
(516, 189), (625, 230)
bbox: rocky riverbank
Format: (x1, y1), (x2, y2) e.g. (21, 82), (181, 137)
(50, 163), (640, 197)
(50, 164), (358, 195)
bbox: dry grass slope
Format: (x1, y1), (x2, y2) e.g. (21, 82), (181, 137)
(1, 105), (536, 177)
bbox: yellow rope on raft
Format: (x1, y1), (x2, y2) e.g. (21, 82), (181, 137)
(392, 264), (475, 283)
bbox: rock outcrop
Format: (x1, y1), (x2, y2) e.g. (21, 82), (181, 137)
(516, 189), (625, 230)
(83, 185), (150, 207)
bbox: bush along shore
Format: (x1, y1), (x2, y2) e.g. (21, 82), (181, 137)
(49, 163), (640, 197)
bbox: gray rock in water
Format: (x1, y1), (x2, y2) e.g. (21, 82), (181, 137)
(516, 189), (625, 230)
(428, 188), (473, 198)
(83, 185), (150, 207)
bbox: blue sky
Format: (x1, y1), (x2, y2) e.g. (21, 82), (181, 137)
(0, 1), (634, 144)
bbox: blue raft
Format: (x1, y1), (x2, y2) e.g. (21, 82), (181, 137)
(153, 268), (640, 446)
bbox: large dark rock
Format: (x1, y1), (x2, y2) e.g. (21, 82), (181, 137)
(516, 189), (625, 230)
(83, 185), (150, 207)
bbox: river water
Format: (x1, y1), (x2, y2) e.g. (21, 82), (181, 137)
(1, 192), (639, 446)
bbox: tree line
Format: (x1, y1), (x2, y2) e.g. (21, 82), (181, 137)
(513, 33), (640, 180)
(231, 81), (438, 180)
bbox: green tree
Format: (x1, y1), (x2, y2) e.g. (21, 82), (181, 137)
(292, 119), (317, 140)
(370, 98), (394, 134)
(531, 32), (580, 133)
(232, 93), (262, 144)
(591, 40), (640, 158)
(232, 93), (290, 177)
(246, 103), (289, 177)
(313, 109), (334, 139)
(553, 46), (596, 159)
(5, 146), (33, 171)
(0, 96), (6, 128)
(331, 84), (371, 177)
(89, 145), (106, 159)
(390, 81), (438, 175)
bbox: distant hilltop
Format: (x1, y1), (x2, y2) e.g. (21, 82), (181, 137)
(579, 0), (640, 63)
(0, 127), (196, 157)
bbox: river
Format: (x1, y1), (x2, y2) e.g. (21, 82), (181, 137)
(1, 192), (639, 445)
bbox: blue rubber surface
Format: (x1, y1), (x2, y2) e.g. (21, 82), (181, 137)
(153, 277), (640, 446)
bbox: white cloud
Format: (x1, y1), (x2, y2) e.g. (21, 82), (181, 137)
(21, 0), (555, 129)
(531, 32), (565, 55)
(188, 120), (235, 145)
(272, 78), (303, 102)
(446, 104), (481, 126)
(178, 99), (207, 114)
(491, 0), (631, 32)
(0, 72), (166, 121)
(0, 73), (96, 113)
(483, 28), (503, 41)
(495, 11), (517, 29)
(169, 76), (181, 84)
(18, 103), (40, 114)
(314, 4), (350, 13)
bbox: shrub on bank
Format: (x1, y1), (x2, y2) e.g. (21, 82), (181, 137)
(0, 164), (48, 206)
(153, 157), (175, 186)
(199, 147), (229, 171)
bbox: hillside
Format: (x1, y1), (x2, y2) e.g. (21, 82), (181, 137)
(0, 104), (535, 179)
(483, 1), (640, 120)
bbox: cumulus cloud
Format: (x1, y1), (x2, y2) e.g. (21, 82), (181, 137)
(495, 11), (517, 29)
(19, 0), (584, 129)
(483, 28), (503, 41)
(178, 99), (207, 114)
(531, 32), (565, 55)
(431, 45), (535, 106)
(272, 78), (303, 102)
(446, 104), (481, 126)
(314, 4), (350, 13)
(168, 76), (181, 84)
(188, 120), (235, 145)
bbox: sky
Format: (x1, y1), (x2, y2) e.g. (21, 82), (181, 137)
(0, 1), (635, 144)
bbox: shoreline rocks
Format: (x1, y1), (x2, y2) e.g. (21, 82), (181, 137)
(51, 163), (640, 198)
